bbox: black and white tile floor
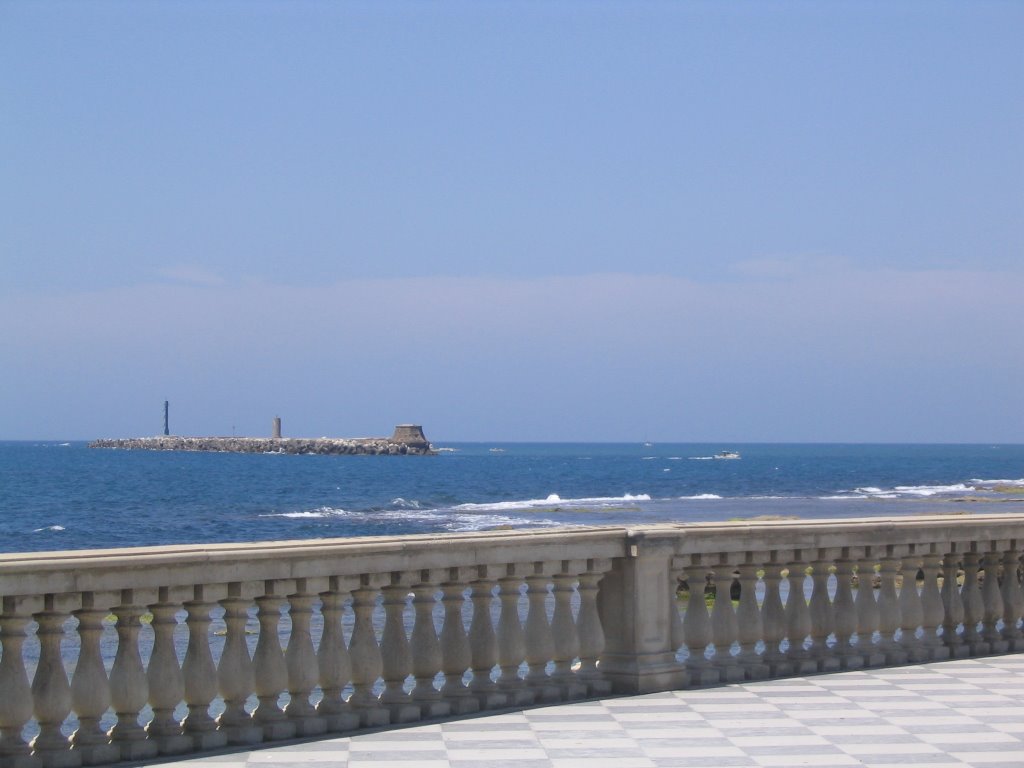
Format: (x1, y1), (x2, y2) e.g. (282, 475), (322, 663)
(149, 655), (1024, 768)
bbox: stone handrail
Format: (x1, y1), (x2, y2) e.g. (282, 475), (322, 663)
(2, 514), (1023, 767)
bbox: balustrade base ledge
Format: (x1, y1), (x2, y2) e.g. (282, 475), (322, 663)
(185, 731), (228, 753)
(0, 755), (41, 768)
(601, 651), (684, 694)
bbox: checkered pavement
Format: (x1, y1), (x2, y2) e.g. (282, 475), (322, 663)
(146, 655), (1024, 768)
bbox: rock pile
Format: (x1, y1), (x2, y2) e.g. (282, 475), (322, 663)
(89, 435), (436, 456)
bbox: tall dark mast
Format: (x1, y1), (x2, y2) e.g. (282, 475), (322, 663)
(163, 401), (169, 436)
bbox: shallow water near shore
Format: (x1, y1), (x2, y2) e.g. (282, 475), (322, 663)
(2, 441), (1023, 554)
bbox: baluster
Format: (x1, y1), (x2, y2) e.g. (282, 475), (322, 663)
(496, 569), (533, 706)
(316, 579), (360, 732)
(468, 570), (506, 709)
(981, 549), (1007, 653)
(410, 574), (450, 718)
(710, 559), (743, 682)
(681, 561), (717, 686)
(919, 552), (949, 661)
(877, 553), (906, 664)
(1000, 548), (1024, 651)
(216, 588), (262, 745)
(808, 555), (839, 672)
(760, 559), (791, 677)
(70, 595), (119, 766)
(30, 597), (78, 768)
(285, 581), (326, 736)
(347, 580), (389, 727)
(897, 553), (927, 662)
(108, 593), (159, 761)
(146, 590), (191, 754)
(576, 560), (612, 696)
(832, 557), (862, 669)
(941, 552), (969, 658)
(668, 562), (689, 689)
(380, 578), (419, 723)
(735, 559), (768, 680)
(668, 563), (686, 660)
(551, 566), (586, 700)
(252, 585), (294, 740)
(855, 555), (884, 666)
(524, 566), (560, 702)
(439, 570), (478, 715)
(0, 599), (36, 768)
(961, 550), (986, 654)
(181, 589), (226, 750)
(785, 556), (816, 674)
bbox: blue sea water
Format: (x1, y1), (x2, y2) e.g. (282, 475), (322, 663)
(1, 441), (1023, 554)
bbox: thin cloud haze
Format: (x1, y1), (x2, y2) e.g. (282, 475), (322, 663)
(3, 266), (1019, 441)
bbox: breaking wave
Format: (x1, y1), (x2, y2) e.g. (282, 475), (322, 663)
(258, 504), (562, 533)
(259, 508), (348, 519)
(824, 481), (1021, 500)
(390, 497), (422, 509)
(452, 493), (651, 512)
(972, 478), (1024, 489)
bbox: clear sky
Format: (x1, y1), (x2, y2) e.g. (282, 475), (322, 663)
(2, 1), (1022, 442)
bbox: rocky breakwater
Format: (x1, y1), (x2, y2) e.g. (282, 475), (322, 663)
(89, 425), (436, 456)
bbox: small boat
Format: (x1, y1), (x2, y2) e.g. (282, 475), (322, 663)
(713, 451), (741, 460)
(489, 447), (505, 453)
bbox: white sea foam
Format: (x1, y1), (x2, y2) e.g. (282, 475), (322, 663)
(679, 494), (722, 500)
(260, 504), (563, 533)
(259, 507), (348, 519)
(971, 478), (1024, 488)
(453, 493), (651, 512)
(390, 497), (422, 509)
(894, 483), (972, 496)
(441, 513), (564, 532)
(848, 483), (975, 499)
(689, 456), (715, 460)
(34, 525), (66, 532)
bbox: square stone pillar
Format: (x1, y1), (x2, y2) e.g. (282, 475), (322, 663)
(597, 534), (683, 694)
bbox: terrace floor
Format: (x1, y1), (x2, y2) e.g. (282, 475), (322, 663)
(148, 654), (1024, 768)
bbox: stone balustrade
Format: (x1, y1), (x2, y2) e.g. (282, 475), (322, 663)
(1, 514), (1023, 767)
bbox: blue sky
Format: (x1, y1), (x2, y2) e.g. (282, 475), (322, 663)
(2, 1), (1022, 442)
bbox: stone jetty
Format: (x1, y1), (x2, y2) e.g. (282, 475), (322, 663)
(89, 424), (436, 455)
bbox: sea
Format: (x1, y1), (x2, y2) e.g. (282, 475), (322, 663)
(2, 441), (1023, 554)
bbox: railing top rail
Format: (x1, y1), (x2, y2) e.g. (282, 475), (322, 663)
(0, 525), (627, 597)
(626, 513), (1024, 555)
(4, 514), (1024, 598)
